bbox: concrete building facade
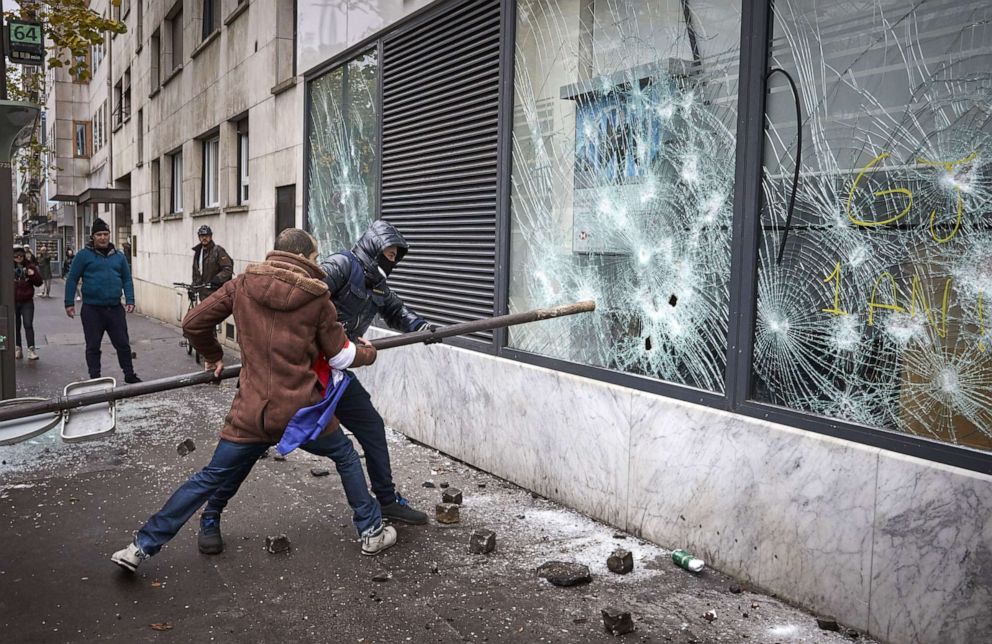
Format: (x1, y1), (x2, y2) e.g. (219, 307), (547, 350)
(47, 0), (302, 332)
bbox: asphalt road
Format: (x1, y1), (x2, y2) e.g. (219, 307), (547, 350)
(0, 282), (876, 643)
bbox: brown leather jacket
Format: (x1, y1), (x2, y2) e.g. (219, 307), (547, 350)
(182, 251), (375, 444)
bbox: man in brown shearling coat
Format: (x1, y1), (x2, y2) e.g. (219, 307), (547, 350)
(112, 229), (397, 573)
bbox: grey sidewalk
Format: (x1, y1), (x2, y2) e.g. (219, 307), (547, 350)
(0, 283), (874, 643)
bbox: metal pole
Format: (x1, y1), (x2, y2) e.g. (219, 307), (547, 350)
(0, 300), (596, 421)
(0, 0), (17, 400)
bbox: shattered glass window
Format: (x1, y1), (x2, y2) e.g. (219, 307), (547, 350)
(754, 0), (992, 452)
(307, 50), (378, 255)
(507, 0), (742, 392)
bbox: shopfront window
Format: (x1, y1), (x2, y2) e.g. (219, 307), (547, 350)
(507, 0), (742, 392)
(753, 0), (992, 451)
(307, 49), (378, 254)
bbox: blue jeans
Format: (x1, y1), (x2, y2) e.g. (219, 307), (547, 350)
(206, 374), (398, 512)
(135, 433), (381, 556)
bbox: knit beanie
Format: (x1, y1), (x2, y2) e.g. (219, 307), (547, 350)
(91, 218), (110, 236)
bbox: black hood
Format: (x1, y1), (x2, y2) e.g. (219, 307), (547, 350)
(352, 220), (410, 284)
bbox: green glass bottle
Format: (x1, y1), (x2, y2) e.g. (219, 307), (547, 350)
(671, 549), (704, 572)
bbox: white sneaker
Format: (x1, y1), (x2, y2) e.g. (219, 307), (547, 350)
(14, 347), (22, 360)
(27, 347), (38, 361)
(111, 542), (147, 572)
(361, 525), (397, 556)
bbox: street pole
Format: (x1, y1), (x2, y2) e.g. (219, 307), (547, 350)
(0, 0), (16, 400)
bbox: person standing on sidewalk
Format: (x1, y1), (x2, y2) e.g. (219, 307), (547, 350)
(64, 218), (142, 384)
(37, 244), (53, 297)
(111, 228), (394, 572)
(191, 225), (233, 301)
(12, 245), (43, 361)
(62, 248), (74, 279)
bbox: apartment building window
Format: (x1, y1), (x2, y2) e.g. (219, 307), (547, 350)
(150, 29), (160, 88)
(71, 50), (91, 82)
(123, 69), (131, 120)
(113, 68), (131, 126)
(170, 151), (184, 214)
(137, 109), (144, 165)
(92, 40), (104, 70)
(73, 121), (91, 158)
(202, 136), (219, 208)
(169, 6), (184, 71)
(237, 120), (249, 204)
(93, 103), (104, 152)
(202, 0), (220, 40)
(151, 158), (161, 219)
(136, 1), (143, 44)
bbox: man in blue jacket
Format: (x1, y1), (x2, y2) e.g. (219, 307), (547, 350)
(64, 218), (142, 383)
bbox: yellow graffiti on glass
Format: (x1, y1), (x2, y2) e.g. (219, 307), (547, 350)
(846, 152), (913, 227)
(908, 275), (953, 339)
(821, 261), (848, 315)
(867, 272), (905, 326)
(916, 151), (978, 243)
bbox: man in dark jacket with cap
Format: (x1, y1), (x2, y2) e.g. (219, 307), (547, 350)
(64, 218), (142, 383)
(191, 224), (233, 301)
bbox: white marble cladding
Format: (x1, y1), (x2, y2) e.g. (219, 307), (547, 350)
(358, 329), (992, 644)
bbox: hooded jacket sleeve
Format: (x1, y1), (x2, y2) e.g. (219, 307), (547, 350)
(182, 278), (236, 363)
(378, 288), (427, 333)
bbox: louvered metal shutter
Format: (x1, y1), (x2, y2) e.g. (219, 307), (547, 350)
(380, 0), (502, 342)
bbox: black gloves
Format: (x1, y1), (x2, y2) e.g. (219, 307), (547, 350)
(418, 323), (441, 345)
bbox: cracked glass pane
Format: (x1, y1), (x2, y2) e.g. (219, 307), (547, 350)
(507, 0), (742, 392)
(307, 50), (378, 255)
(754, 0), (992, 452)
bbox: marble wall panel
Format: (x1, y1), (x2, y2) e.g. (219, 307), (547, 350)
(363, 336), (631, 528)
(868, 455), (992, 644)
(627, 389), (879, 632)
(354, 334), (992, 643)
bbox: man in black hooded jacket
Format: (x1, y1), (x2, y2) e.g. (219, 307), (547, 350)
(201, 220), (430, 530)
(314, 220), (432, 524)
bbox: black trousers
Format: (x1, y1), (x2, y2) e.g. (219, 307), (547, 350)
(335, 375), (397, 506)
(80, 304), (135, 379)
(14, 300), (35, 348)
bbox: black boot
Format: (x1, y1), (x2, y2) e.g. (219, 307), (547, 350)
(380, 493), (428, 525)
(198, 511), (224, 554)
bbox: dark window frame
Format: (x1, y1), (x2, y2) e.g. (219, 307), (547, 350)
(201, 0), (220, 40)
(73, 120), (91, 158)
(301, 0), (992, 475)
(236, 119), (249, 205)
(168, 4), (184, 71)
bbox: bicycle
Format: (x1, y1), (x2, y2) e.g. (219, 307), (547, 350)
(173, 282), (210, 363)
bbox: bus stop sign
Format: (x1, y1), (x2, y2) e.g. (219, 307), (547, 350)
(5, 19), (45, 66)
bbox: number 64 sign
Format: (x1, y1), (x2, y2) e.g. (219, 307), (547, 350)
(4, 18), (45, 66)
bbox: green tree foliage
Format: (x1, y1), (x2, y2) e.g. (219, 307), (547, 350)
(5, 0), (125, 219)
